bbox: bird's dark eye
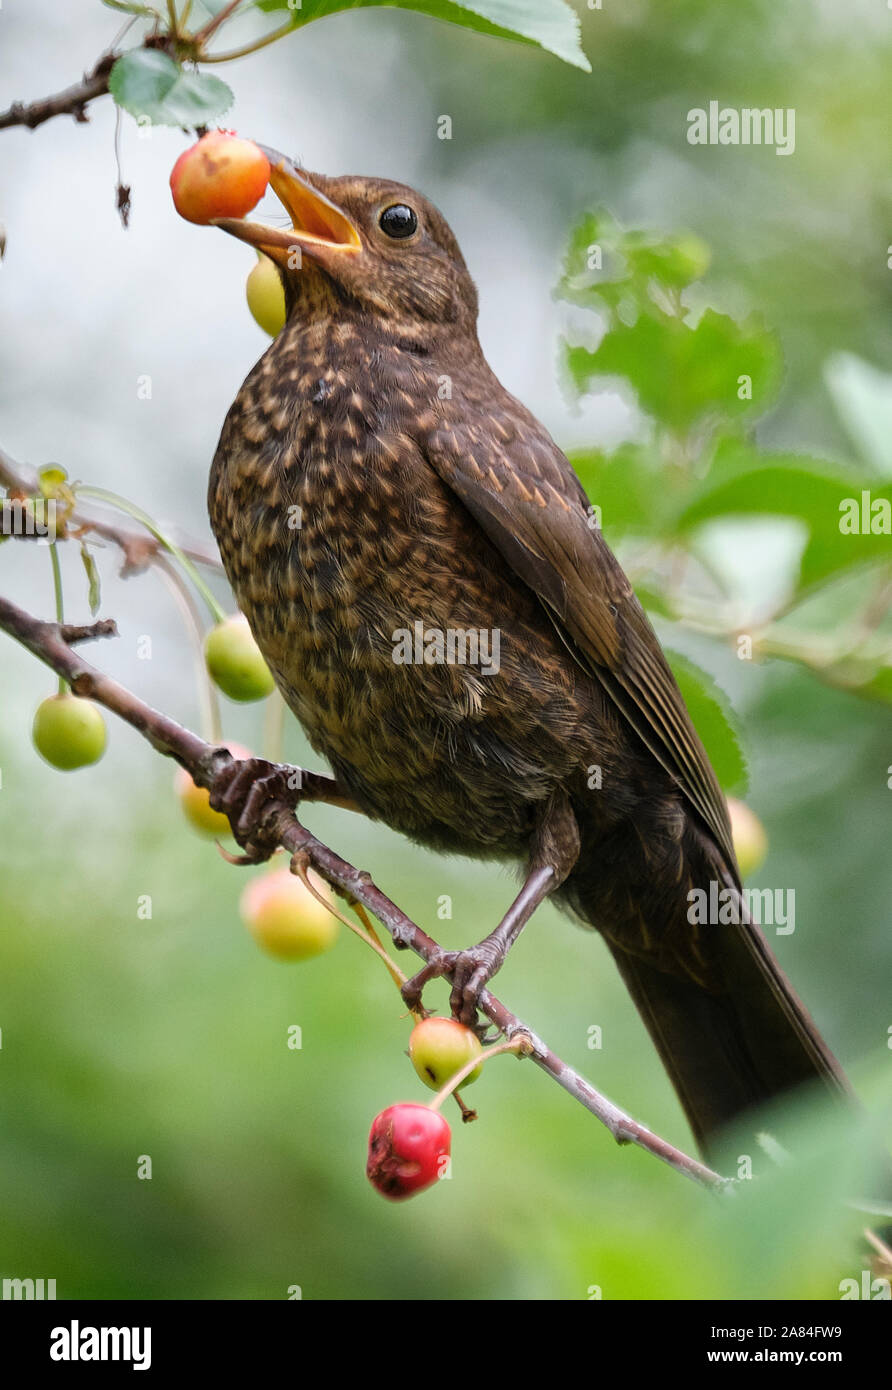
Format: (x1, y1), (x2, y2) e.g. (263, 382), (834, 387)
(378, 204), (418, 239)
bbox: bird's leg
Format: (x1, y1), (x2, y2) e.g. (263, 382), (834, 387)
(207, 752), (359, 862)
(402, 792), (581, 1028)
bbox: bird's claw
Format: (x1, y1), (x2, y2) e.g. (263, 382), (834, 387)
(400, 951), (459, 1015)
(401, 942), (503, 1029)
(208, 754), (301, 862)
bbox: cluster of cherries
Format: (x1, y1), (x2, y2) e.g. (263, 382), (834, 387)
(32, 610), (474, 1201)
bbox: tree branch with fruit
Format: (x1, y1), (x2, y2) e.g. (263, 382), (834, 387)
(0, 1), (590, 135)
(0, 575), (731, 1198)
(3, 0), (888, 1222)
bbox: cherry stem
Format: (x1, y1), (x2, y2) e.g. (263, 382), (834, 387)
(192, 0), (243, 45)
(48, 541), (65, 694)
(427, 1035), (532, 1114)
(200, 19), (297, 64)
(153, 553), (222, 744)
(348, 897), (425, 1020)
(290, 853), (410, 993)
(76, 485), (226, 624)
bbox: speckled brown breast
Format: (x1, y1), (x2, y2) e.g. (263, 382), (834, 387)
(209, 313), (632, 861)
(206, 170), (853, 1160)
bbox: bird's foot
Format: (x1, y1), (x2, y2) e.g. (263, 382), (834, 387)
(401, 940), (505, 1029)
(207, 754), (302, 863)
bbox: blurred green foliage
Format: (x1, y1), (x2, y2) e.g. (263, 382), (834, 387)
(254, 0), (589, 71)
(556, 209), (891, 798)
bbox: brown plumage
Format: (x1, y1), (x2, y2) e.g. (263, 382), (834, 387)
(208, 154), (848, 1156)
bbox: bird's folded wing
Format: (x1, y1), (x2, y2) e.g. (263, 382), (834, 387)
(422, 411), (736, 871)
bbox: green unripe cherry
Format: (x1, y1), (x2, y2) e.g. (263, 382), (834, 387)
(32, 692), (107, 770)
(409, 1016), (483, 1091)
(204, 614), (275, 702)
(246, 252), (286, 337)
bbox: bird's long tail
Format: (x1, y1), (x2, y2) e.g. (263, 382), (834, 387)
(565, 836), (850, 1158)
(604, 915), (849, 1158)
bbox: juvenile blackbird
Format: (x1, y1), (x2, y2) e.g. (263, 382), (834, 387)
(208, 150), (847, 1155)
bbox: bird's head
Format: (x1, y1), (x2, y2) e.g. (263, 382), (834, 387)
(213, 148), (478, 338)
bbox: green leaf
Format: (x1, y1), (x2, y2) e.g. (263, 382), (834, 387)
(566, 308), (782, 434)
(665, 649), (747, 794)
(558, 213), (776, 438)
(674, 442), (892, 591)
(558, 212), (712, 317)
(109, 50), (234, 126)
(555, 208), (616, 300)
(621, 230), (711, 292)
(569, 442), (672, 539)
(256, 0), (590, 70)
(792, 492), (890, 590)
(80, 542), (102, 617)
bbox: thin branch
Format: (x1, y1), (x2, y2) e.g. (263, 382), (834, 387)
(192, 0), (245, 44)
(0, 55), (117, 132)
(0, 444), (224, 577)
(59, 619), (118, 645)
(0, 12), (283, 133)
(0, 590), (728, 1194)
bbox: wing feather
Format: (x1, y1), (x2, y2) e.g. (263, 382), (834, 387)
(422, 405), (737, 870)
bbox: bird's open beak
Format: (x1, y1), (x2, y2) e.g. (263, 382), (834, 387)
(212, 146), (361, 268)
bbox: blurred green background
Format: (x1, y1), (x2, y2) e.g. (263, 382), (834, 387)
(0, 0), (890, 1299)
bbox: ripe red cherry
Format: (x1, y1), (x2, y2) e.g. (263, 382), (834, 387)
(366, 1104), (451, 1201)
(170, 131), (270, 226)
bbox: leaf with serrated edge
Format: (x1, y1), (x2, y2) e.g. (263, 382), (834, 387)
(109, 50), (233, 126)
